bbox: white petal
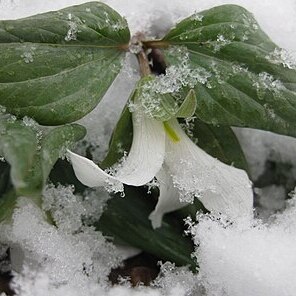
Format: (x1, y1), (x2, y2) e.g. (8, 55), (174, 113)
(67, 150), (116, 187)
(164, 119), (253, 221)
(149, 166), (186, 229)
(68, 110), (165, 188)
(115, 110), (165, 186)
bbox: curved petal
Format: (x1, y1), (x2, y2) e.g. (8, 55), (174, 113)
(68, 109), (166, 188)
(67, 150), (117, 187)
(115, 110), (165, 185)
(164, 119), (253, 221)
(149, 166), (186, 229)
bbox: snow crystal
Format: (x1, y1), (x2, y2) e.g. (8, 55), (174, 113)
(42, 185), (111, 233)
(140, 46), (210, 119)
(266, 48), (296, 69)
(152, 262), (201, 295)
(20, 52), (33, 63)
(65, 14), (79, 41)
(190, 12), (204, 22)
(20, 46), (36, 64)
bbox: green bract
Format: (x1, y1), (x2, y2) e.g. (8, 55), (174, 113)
(0, 2), (130, 125)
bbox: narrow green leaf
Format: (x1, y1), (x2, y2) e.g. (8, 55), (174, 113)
(101, 105), (133, 169)
(0, 117), (40, 194)
(41, 124), (86, 185)
(163, 5), (296, 137)
(0, 161), (11, 197)
(137, 76), (195, 121)
(0, 2), (130, 125)
(97, 186), (196, 269)
(0, 189), (17, 223)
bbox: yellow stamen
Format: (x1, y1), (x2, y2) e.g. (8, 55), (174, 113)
(163, 121), (180, 142)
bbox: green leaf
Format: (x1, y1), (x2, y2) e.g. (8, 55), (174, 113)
(101, 105), (133, 169)
(97, 186), (196, 269)
(40, 124), (86, 185)
(0, 116), (86, 195)
(0, 2), (130, 125)
(0, 161), (11, 197)
(0, 117), (40, 193)
(134, 75), (198, 121)
(0, 189), (17, 223)
(175, 89), (197, 118)
(191, 119), (248, 171)
(163, 4), (296, 137)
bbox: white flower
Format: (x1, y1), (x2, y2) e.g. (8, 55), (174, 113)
(68, 109), (253, 229)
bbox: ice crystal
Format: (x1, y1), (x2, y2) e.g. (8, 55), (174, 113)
(20, 46), (36, 63)
(266, 48), (296, 69)
(65, 13), (79, 41)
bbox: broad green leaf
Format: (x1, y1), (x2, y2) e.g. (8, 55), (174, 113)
(40, 124), (86, 185)
(0, 117), (86, 195)
(97, 186), (196, 269)
(0, 2), (130, 125)
(162, 5), (296, 137)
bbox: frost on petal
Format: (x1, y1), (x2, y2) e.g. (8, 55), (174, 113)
(165, 120), (253, 221)
(68, 109), (166, 190)
(149, 166), (186, 229)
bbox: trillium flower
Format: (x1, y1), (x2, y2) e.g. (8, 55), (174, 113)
(68, 107), (253, 229)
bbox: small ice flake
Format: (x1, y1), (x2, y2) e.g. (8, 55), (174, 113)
(20, 52), (33, 63)
(252, 23), (259, 30)
(191, 12), (204, 22)
(212, 34), (232, 52)
(65, 21), (79, 41)
(20, 46), (36, 64)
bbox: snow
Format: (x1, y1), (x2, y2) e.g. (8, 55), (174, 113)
(193, 196), (296, 296)
(1, 0), (296, 295)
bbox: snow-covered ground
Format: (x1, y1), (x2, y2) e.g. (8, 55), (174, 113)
(1, 0), (296, 295)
